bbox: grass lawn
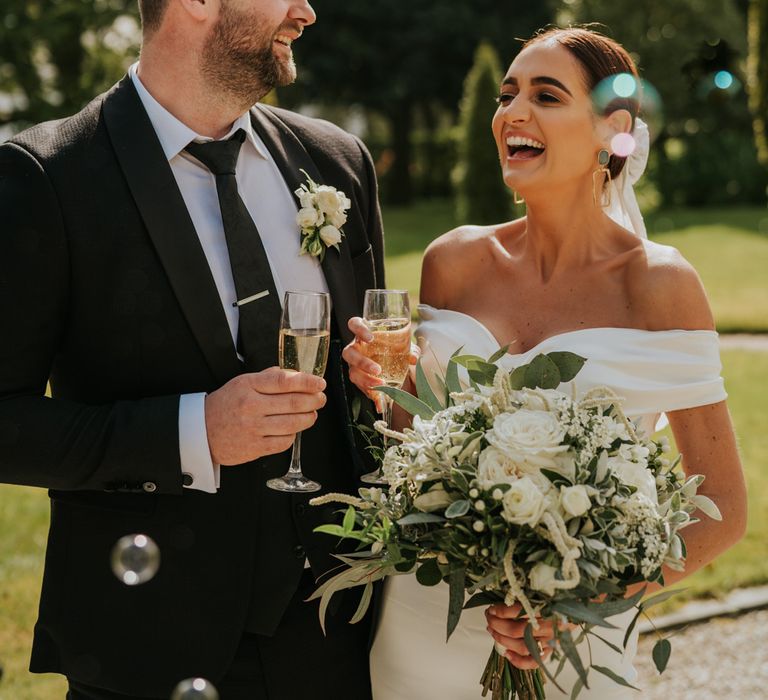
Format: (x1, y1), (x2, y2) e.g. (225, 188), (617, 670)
(1, 349), (766, 698)
(383, 201), (768, 333)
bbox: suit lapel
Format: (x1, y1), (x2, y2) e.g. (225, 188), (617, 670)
(249, 105), (358, 340)
(102, 77), (242, 386)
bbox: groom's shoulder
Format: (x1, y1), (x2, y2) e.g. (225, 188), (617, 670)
(257, 104), (366, 162)
(5, 92), (106, 166)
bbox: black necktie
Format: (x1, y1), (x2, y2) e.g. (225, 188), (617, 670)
(186, 130), (282, 371)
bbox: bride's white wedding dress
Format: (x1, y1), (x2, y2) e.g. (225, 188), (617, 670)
(370, 304), (727, 700)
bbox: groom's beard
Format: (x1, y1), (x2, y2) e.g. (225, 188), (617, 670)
(201, 5), (298, 105)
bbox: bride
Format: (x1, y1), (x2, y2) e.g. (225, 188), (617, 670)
(343, 27), (747, 699)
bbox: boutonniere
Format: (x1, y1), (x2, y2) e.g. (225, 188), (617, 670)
(294, 170), (351, 262)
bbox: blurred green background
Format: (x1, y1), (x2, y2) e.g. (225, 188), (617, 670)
(1, 0), (767, 697)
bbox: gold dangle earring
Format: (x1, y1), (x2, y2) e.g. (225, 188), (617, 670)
(592, 149), (612, 207)
(513, 191), (525, 205)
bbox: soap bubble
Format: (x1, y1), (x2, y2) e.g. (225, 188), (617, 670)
(592, 74), (663, 145)
(611, 132), (637, 158)
(698, 71), (741, 100)
(111, 534), (160, 586)
(171, 678), (220, 700)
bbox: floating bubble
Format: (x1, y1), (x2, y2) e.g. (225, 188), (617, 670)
(171, 678), (220, 700)
(111, 534), (160, 586)
(698, 71), (742, 100)
(714, 71), (733, 90)
(611, 132), (637, 158)
(593, 75), (664, 145)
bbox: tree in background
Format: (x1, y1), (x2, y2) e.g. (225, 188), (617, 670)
(289, 0), (555, 204)
(0, 0), (139, 133)
(746, 0), (768, 171)
(454, 43), (511, 225)
(560, 0), (767, 206)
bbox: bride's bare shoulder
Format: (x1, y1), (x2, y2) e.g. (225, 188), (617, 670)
(420, 224), (501, 308)
(629, 239), (715, 331)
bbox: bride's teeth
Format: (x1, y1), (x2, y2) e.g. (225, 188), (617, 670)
(506, 136), (546, 149)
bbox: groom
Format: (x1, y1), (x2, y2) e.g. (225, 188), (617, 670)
(0, 0), (383, 698)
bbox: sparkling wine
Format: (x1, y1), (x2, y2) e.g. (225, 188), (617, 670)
(280, 329), (330, 376)
(362, 317), (411, 387)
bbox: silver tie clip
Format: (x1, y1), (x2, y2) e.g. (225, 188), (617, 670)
(232, 290), (270, 308)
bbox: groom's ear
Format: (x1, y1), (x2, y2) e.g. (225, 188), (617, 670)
(177, 0), (215, 23)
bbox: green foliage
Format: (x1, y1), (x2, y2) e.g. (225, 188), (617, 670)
(0, 0), (139, 132)
(454, 42), (512, 224)
(747, 0), (768, 168)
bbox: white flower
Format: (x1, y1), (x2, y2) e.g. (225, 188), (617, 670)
(319, 225), (342, 247)
(294, 187), (315, 209)
(529, 562), (560, 596)
(296, 207), (320, 229)
(413, 484), (453, 512)
(560, 485), (591, 518)
(501, 477), (546, 527)
(327, 209), (348, 228)
(477, 446), (517, 489)
(487, 410), (568, 470)
(315, 186), (345, 214)
(609, 456), (658, 504)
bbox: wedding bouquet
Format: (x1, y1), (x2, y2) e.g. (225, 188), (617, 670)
(310, 349), (721, 699)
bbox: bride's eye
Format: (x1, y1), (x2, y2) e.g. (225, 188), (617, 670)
(495, 93), (515, 106)
(535, 92), (560, 104)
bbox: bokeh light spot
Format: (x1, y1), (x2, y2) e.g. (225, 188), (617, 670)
(714, 71), (734, 90)
(171, 678), (220, 700)
(111, 534), (160, 586)
(612, 74), (638, 98)
(611, 132), (637, 158)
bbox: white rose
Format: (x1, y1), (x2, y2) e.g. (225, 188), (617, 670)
(477, 446), (517, 489)
(295, 188), (315, 209)
(296, 207), (320, 229)
(337, 191), (352, 210)
(608, 456), (658, 503)
(487, 410), (568, 470)
(327, 209), (348, 228)
(560, 484), (591, 518)
(528, 562), (560, 596)
(315, 186), (343, 214)
(501, 476), (546, 527)
(319, 225), (342, 247)
(413, 484), (453, 512)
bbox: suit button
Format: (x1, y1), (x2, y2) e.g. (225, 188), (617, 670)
(293, 545), (305, 559)
(182, 473), (194, 487)
(142, 481), (157, 493)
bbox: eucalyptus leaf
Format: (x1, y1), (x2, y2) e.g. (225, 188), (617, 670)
(591, 665), (640, 690)
(552, 600), (618, 629)
(508, 365), (527, 390)
(640, 587), (688, 611)
(415, 359), (443, 411)
(589, 632), (623, 655)
(463, 591), (501, 609)
(524, 354), (562, 390)
(524, 624), (566, 693)
(446, 566), (466, 640)
(547, 351), (587, 382)
(589, 586), (645, 618)
(416, 558), (443, 587)
(570, 677), (585, 700)
(560, 628), (590, 689)
(652, 638), (672, 673)
(487, 344), (511, 363)
(445, 499), (471, 519)
(623, 609), (642, 648)
(373, 385), (435, 419)
(349, 580), (374, 624)
(397, 512), (446, 526)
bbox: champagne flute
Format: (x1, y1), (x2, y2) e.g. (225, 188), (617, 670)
(267, 291), (331, 493)
(359, 289), (411, 485)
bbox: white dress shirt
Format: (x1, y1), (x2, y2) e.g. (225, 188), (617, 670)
(129, 64), (329, 493)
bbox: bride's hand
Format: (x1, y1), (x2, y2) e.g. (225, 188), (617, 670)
(343, 317), (419, 411)
(485, 604), (556, 670)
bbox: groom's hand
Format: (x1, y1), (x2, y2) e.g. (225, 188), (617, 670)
(204, 367), (327, 465)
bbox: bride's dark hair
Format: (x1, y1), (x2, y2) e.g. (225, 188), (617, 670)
(522, 27), (640, 180)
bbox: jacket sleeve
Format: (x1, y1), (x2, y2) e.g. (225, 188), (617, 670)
(0, 142), (184, 495)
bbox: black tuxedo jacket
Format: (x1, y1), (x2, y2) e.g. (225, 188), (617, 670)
(0, 77), (384, 696)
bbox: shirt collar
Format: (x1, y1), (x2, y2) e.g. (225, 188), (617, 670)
(129, 62), (269, 161)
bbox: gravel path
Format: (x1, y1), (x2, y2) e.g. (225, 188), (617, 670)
(634, 608), (768, 699)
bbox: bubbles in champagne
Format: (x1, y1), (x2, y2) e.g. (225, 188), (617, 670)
(171, 678), (219, 700)
(279, 328), (330, 376)
(111, 534), (160, 586)
(363, 318), (412, 387)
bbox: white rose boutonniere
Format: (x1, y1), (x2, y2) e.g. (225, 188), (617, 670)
(294, 170), (351, 261)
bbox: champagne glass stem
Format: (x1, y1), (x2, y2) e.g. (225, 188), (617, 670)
(288, 432), (303, 475)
